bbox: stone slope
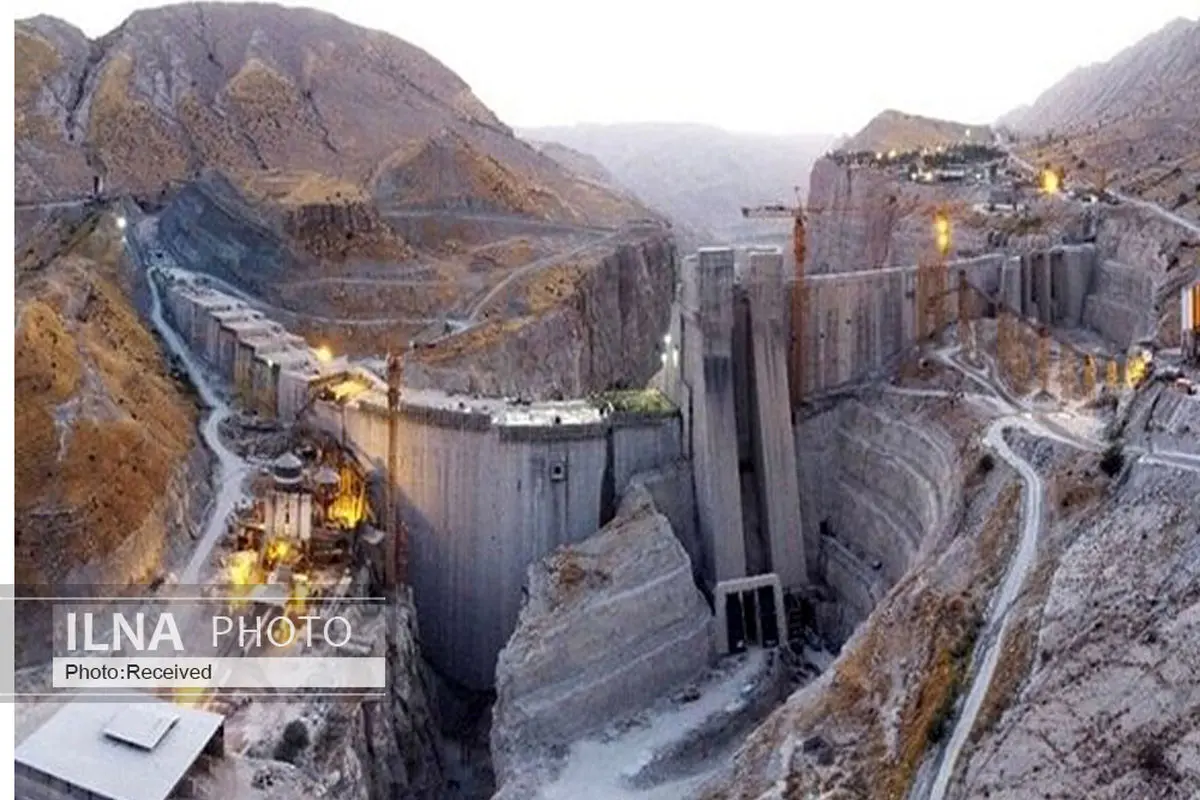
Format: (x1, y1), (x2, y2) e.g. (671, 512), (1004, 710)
(1003, 17), (1200, 224)
(14, 4), (649, 226)
(14, 208), (202, 587)
(999, 17), (1200, 135)
(405, 234), (677, 399)
(491, 485), (712, 791)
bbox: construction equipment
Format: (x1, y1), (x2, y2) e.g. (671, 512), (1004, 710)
(740, 187), (809, 269)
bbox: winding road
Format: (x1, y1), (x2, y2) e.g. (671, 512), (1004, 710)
(134, 220), (252, 584)
(1004, 151), (1200, 236)
(908, 345), (1200, 799)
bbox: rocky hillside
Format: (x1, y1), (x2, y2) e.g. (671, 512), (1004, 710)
(491, 486), (712, 797)
(1001, 17), (1200, 222)
(520, 122), (834, 241)
(999, 17), (1199, 135)
(15, 208), (204, 587)
(840, 110), (992, 154)
(404, 233), (677, 399)
(14, 4), (648, 226)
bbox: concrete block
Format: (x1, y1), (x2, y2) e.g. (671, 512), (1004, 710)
(745, 249), (807, 589)
(689, 248), (747, 585)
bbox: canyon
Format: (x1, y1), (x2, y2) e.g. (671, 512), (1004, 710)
(12, 6), (1200, 800)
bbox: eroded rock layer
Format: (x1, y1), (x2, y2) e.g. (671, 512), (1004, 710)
(491, 485), (712, 790)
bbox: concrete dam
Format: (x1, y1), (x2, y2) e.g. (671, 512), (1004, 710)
(157, 235), (1111, 691)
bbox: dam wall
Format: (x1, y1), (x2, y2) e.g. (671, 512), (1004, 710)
(312, 396), (685, 691)
(798, 245), (1098, 396)
(159, 268), (684, 690)
(661, 247), (807, 596)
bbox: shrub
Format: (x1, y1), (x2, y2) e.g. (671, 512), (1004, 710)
(977, 453), (996, 474)
(1136, 740), (1168, 775)
(274, 720), (310, 764)
(1099, 443), (1125, 477)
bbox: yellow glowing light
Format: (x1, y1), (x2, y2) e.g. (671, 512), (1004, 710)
(888, 149), (898, 159)
(1040, 169), (1061, 195)
(1126, 353), (1149, 388)
(933, 212), (952, 257)
(228, 551), (258, 586)
(328, 464), (366, 528)
(875, 152), (883, 160)
(266, 538), (291, 564)
(315, 345), (333, 363)
(288, 574), (311, 615)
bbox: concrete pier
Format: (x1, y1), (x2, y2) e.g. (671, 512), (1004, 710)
(686, 248), (747, 584)
(744, 249), (806, 589)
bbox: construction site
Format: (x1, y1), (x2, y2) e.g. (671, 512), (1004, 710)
(13, 132), (1200, 798)
(12, 13), (1200, 791)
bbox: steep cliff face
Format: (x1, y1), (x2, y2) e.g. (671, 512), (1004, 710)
(405, 234), (677, 398)
(14, 4), (649, 226)
(804, 156), (1085, 274)
(795, 395), (965, 645)
(156, 170), (300, 294)
(491, 486), (712, 794)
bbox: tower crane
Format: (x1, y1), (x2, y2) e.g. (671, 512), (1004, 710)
(740, 186), (809, 270)
(739, 191), (971, 405)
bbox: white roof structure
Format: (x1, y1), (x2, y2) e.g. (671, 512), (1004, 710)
(15, 695), (224, 800)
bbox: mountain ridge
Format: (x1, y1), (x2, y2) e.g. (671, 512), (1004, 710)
(15, 3), (647, 227)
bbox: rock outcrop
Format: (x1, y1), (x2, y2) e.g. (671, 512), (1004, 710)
(999, 17), (1199, 135)
(1002, 18), (1200, 224)
(840, 110), (991, 154)
(491, 485), (712, 791)
(406, 234), (677, 399)
(202, 591), (446, 800)
(803, 157), (1076, 274)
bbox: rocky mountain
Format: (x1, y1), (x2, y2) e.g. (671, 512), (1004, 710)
(998, 17), (1200, 135)
(14, 4), (648, 226)
(519, 122), (834, 241)
(840, 109), (992, 154)
(999, 17), (1200, 221)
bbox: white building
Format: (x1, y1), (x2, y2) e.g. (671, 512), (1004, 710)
(15, 696), (225, 800)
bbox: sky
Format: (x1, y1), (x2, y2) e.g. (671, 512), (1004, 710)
(10, 0), (1200, 136)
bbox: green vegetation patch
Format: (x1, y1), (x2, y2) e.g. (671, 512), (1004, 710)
(590, 388), (675, 415)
